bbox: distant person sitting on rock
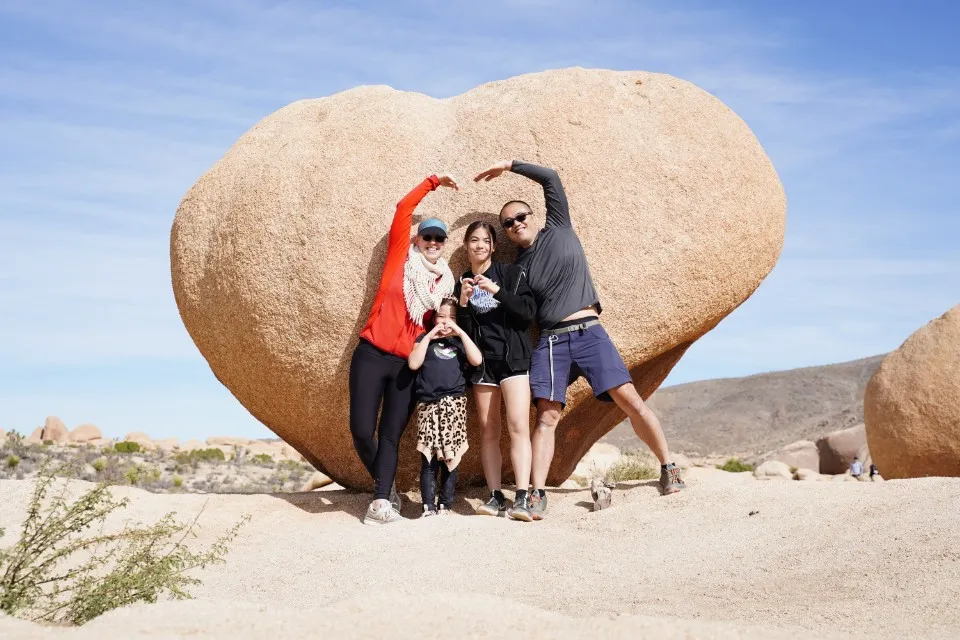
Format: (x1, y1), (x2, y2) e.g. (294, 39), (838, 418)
(850, 457), (864, 480)
(869, 463), (879, 480)
(453, 221), (537, 522)
(407, 297), (483, 517)
(350, 173), (459, 526)
(473, 160), (686, 520)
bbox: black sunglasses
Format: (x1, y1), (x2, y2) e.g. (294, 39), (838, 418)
(420, 234), (447, 243)
(501, 211), (531, 230)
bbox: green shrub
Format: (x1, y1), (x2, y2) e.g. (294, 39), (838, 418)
(124, 466), (142, 486)
(789, 466), (798, 474)
(172, 475), (183, 489)
(91, 459), (106, 474)
(6, 455), (19, 469)
(0, 464), (249, 625)
(605, 455), (658, 483)
(174, 449), (225, 466)
(42, 440), (54, 447)
(252, 453), (273, 465)
(717, 458), (754, 473)
(568, 474), (588, 488)
(113, 442), (141, 454)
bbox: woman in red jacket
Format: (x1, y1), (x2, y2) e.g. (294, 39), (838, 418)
(351, 173), (459, 525)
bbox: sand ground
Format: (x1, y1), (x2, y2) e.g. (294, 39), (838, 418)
(1, 467), (958, 638)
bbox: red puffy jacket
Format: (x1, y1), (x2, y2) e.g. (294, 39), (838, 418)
(358, 175), (440, 359)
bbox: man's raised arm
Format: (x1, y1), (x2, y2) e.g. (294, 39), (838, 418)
(474, 160), (571, 228)
(508, 161), (571, 228)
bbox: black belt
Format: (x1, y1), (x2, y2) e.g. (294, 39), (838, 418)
(541, 319), (601, 336)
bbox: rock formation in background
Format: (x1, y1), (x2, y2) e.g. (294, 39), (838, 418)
(816, 424), (867, 474)
(25, 416), (70, 445)
(864, 305), (960, 479)
(170, 68), (786, 490)
(766, 440), (819, 470)
(69, 424), (103, 444)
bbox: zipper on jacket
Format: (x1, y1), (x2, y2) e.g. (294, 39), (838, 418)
(505, 265), (524, 365)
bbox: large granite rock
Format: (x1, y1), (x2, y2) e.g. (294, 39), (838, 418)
(864, 305), (960, 479)
(69, 424), (103, 444)
(171, 68), (786, 490)
(766, 440), (819, 471)
(37, 417), (69, 444)
(816, 424), (867, 475)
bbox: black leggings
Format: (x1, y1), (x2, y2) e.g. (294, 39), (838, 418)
(349, 339), (416, 499)
(420, 454), (458, 509)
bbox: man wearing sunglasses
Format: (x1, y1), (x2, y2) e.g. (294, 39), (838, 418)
(474, 160), (686, 520)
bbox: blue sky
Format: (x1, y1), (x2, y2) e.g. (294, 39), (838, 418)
(1, 1), (958, 440)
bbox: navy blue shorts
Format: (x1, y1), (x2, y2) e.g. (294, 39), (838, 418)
(529, 323), (632, 407)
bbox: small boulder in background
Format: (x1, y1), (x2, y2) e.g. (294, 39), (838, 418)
(208, 436), (251, 447)
(753, 460), (792, 480)
(69, 424), (103, 444)
(573, 443), (623, 480)
(817, 424), (867, 475)
(301, 472), (333, 491)
(794, 468), (821, 481)
(767, 440), (819, 471)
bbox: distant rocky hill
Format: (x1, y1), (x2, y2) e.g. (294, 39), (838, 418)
(602, 355), (885, 456)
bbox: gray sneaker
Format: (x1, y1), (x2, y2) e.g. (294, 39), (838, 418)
(363, 498), (404, 525)
(591, 478), (613, 511)
(420, 505), (437, 518)
(388, 482), (402, 513)
(507, 493), (533, 522)
(659, 463), (686, 496)
(528, 490), (548, 520)
(475, 492), (506, 517)
(437, 505), (452, 516)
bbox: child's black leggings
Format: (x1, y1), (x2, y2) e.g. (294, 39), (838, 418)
(420, 454), (458, 509)
(348, 339), (416, 500)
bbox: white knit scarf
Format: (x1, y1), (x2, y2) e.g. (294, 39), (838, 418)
(403, 245), (455, 327)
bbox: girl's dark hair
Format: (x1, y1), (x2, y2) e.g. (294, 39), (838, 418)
(428, 297), (459, 328)
(464, 220), (497, 245)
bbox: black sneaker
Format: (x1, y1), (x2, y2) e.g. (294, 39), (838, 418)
(659, 463), (686, 496)
(507, 493), (533, 522)
(528, 490), (548, 520)
(475, 491), (506, 517)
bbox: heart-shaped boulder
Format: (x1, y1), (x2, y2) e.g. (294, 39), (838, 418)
(171, 68), (786, 490)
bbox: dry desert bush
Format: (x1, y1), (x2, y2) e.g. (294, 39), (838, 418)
(0, 463), (249, 625)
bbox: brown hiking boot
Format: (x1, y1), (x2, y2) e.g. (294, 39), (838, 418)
(659, 463), (686, 496)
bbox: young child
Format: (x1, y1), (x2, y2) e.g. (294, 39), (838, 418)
(407, 297), (483, 517)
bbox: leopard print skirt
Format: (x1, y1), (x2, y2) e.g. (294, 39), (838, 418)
(416, 394), (469, 471)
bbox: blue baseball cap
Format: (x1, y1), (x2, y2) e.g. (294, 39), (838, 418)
(417, 218), (448, 239)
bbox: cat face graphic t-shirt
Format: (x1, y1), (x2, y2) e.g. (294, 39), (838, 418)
(413, 334), (468, 402)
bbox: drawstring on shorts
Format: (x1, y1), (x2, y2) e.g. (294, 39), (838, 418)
(547, 334), (560, 402)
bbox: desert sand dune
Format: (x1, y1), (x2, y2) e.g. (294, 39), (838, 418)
(1, 468), (958, 638)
